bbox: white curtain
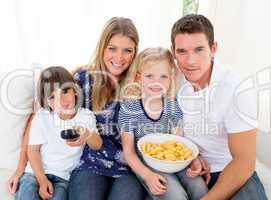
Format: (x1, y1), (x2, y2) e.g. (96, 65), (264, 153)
(200, 0), (271, 167)
(0, 0), (182, 72)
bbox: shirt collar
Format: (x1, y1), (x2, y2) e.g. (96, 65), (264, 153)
(179, 59), (226, 92)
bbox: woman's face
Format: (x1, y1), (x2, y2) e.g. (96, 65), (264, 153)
(103, 34), (136, 79)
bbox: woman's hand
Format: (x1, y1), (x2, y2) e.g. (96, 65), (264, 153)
(7, 169), (24, 195)
(144, 171), (167, 196)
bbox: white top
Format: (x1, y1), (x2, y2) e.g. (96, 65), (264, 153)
(177, 62), (257, 172)
(25, 108), (97, 180)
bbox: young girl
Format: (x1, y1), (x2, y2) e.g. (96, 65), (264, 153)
(119, 47), (208, 200)
(14, 66), (102, 200)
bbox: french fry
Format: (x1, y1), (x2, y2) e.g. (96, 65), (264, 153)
(141, 140), (194, 161)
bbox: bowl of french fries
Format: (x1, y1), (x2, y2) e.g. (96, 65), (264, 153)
(137, 134), (199, 173)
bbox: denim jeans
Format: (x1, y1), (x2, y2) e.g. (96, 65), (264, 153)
(137, 170), (188, 200)
(175, 169), (208, 200)
(68, 170), (146, 200)
(15, 172), (69, 200)
(209, 171), (268, 200)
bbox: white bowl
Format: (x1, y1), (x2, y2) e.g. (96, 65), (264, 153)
(137, 134), (199, 173)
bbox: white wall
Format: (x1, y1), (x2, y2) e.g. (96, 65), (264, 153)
(0, 0), (182, 72)
(203, 0), (271, 166)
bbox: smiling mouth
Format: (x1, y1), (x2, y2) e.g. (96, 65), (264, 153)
(149, 87), (163, 92)
(111, 62), (123, 68)
(186, 68), (199, 73)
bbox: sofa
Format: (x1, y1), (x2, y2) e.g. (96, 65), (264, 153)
(0, 70), (270, 200)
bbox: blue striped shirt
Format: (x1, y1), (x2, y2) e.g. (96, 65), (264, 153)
(118, 98), (183, 142)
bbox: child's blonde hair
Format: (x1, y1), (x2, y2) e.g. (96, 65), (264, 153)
(121, 47), (177, 100)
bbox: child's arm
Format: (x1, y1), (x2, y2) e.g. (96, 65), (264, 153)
(121, 131), (167, 196)
(66, 110), (102, 150)
(7, 114), (34, 195)
(85, 129), (102, 150)
(28, 145), (53, 199)
(66, 126), (102, 150)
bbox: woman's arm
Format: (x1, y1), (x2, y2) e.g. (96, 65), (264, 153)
(28, 145), (53, 199)
(121, 131), (167, 196)
(7, 114), (34, 194)
(85, 130), (102, 150)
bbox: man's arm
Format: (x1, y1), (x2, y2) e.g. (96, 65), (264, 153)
(201, 129), (256, 200)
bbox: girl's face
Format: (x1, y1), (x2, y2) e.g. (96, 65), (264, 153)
(137, 60), (172, 98)
(103, 34), (136, 79)
(47, 88), (76, 116)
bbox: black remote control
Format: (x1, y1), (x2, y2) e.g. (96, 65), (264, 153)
(61, 129), (80, 140)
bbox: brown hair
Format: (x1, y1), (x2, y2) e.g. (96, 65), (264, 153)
(87, 17), (139, 112)
(171, 14), (214, 49)
(37, 66), (77, 111)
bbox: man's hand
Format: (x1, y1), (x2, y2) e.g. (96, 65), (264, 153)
(186, 157), (202, 177)
(198, 156), (211, 185)
(186, 157), (211, 185)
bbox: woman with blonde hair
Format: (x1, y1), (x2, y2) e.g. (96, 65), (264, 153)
(7, 17), (146, 200)
(68, 17), (146, 200)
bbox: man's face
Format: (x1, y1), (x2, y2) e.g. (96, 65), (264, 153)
(173, 33), (217, 88)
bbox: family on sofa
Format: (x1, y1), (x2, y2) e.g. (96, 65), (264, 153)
(7, 14), (268, 200)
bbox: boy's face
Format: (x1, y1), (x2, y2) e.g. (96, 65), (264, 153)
(172, 33), (217, 88)
(47, 88), (76, 115)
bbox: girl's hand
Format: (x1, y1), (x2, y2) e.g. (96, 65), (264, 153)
(144, 171), (167, 195)
(7, 169), (24, 195)
(38, 178), (53, 199)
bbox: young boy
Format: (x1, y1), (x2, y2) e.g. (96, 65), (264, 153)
(15, 66), (102, 200)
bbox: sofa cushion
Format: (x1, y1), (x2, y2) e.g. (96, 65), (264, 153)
(0, 70), (34, 169)
(256, 160), (271, 199)
(0, 169), (13, 200)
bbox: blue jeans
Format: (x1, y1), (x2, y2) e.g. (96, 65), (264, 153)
(15, 172), (69, 200)
(175, 169), (208, 200)
(137, 171), (188, 200)
(209, 171), (268, 200)
(68, 170), (146, 200)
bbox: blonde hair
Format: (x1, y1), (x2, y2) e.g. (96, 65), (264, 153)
(122, 47), (177, 100)
(86, 17), (139, 111)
